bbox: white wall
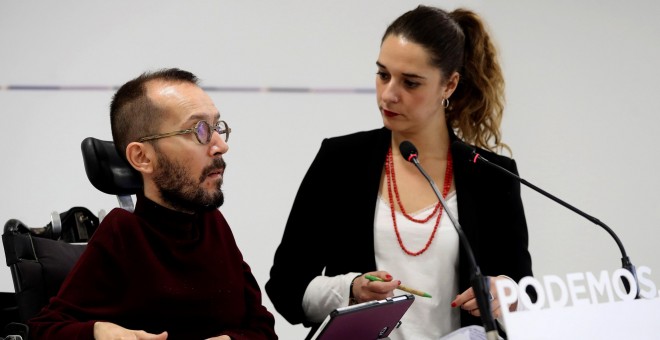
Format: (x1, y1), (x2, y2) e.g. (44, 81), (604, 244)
(1, 1), (658, 339)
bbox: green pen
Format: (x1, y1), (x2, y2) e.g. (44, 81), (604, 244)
(364, 274), (432, 298)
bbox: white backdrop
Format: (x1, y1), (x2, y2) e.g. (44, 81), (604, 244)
(1, 1), (659, 339)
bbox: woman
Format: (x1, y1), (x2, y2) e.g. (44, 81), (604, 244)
(266, 5), (532, 339)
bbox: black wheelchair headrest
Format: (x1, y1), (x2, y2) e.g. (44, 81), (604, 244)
(81, 137), (142, 196)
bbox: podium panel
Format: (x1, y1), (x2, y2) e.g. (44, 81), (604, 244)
(502, 295), (660, 339)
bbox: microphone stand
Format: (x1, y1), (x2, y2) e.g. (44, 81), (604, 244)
(405, 148), (499, 340)
(458, 141), (639, 298)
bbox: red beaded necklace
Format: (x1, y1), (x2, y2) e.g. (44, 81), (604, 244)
(384, 145), (453, 256)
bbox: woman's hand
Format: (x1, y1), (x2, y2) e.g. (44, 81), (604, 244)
(450, 275), (517, 318)
(351, 271), (398, 304)
(93, 321), (168, 340)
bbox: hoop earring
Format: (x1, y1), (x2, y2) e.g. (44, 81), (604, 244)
(441, 98), (450, 109)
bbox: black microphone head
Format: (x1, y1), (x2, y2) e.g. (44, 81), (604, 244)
(452, 140), (479, 164)
(399, 141), (418, 162)
(451, 140), (473, 154)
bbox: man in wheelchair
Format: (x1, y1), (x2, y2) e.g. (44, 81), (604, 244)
(27, 68), (277, 340)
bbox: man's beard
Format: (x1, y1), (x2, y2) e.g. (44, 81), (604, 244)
(152, 152), (225, 213)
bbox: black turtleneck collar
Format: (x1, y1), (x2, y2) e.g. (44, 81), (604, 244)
(133, 192), (201, 241)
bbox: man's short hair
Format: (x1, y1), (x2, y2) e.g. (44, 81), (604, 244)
(110, 68), (199, 158)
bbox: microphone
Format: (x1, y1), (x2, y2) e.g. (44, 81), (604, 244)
(452, 140), (640, 298)
(399, 141), (499, 340)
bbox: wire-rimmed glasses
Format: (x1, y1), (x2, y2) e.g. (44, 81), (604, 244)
(138, 120), (231, 144)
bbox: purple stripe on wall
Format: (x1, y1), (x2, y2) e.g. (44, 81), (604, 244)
(1, 85), (375, 94)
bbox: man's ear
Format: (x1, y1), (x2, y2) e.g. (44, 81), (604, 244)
(125, 141), (155, 175)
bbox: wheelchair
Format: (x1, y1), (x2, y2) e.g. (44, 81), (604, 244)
(1, 138), (140, 339)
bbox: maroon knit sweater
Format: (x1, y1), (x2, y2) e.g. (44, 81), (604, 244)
(28, 194), (277, 340)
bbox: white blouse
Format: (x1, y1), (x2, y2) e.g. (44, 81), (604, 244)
(374, 193), (461, 339)
(302, 193), (461, 339)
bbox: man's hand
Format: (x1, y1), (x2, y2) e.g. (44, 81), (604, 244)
(93, 321), (168, 340)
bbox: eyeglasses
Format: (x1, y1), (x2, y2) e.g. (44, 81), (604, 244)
(138, 120), (231, 144)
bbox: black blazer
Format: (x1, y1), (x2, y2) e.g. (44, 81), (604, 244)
(266, 127), (533, 334)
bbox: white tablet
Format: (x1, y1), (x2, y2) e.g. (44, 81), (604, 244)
(310, 294), (415, 340)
